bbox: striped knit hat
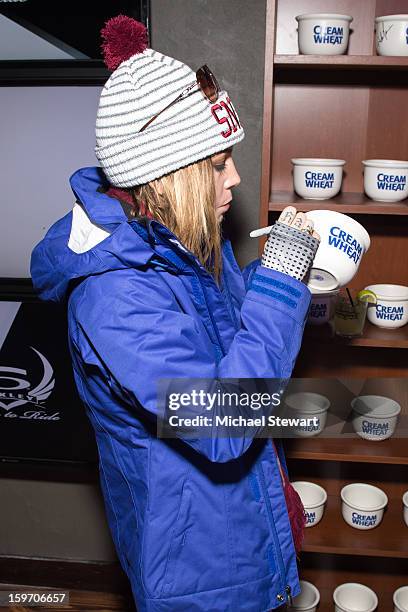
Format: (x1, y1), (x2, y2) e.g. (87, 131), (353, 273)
(95, 16), (245, 188)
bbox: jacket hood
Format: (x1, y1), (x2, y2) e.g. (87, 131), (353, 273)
(30, 167), (169, 303)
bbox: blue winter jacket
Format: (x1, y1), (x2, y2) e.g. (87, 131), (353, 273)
(31, 167), (312, 612)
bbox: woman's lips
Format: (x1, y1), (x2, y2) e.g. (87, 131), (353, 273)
(218, 199), (232, 209)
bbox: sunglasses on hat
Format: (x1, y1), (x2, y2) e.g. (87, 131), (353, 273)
(139, 64), (220, 133)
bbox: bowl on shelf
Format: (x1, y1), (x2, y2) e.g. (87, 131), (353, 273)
(362, 160), (408, 202)
(364, 284), (408, 329)
(375, 15), (408, 56)
(291, 580), (320, 611)
(333, 583), (378, 612)
(340, 483), (388, 530)
(393, 586), (408, 612)
(307, 288), (339, 326)
(351, 395), (402, 441)
(283, 392), (330, 437)
(403, 491), (408, 527)
(292, 158), (345, 200)
(291, 481), (327, 527)
(296, 13), (353, 55)
(304, 210), (370, 291)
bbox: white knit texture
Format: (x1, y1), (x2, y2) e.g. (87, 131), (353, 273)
(95, 48), (245, 187)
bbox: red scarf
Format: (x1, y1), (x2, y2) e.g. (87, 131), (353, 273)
(105, 186), (153, 219)
(272, 441), (306, 556)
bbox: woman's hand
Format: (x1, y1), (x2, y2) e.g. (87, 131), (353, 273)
(278, 206), (320, 241)
(261, 206), (321, 282)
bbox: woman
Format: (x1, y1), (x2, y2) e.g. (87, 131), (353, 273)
(31, 16), (320, 612)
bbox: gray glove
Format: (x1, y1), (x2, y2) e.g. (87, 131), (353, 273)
(261, 221), (320, 281)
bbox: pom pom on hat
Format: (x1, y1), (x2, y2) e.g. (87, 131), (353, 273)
(101, 15), (148, 71)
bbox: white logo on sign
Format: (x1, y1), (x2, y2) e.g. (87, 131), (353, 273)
(0, 347), (55, 411)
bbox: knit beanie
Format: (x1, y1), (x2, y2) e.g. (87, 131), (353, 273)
(95, 16), (245, 188)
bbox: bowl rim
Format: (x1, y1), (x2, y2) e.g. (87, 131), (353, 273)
(291, 481), (328, 507)
(364, 284), (408, 300)
(311, 288), (340, 297)
(284, 391), (331, 412)
(341, 483), (388, 511)
(375, 14), (408, 22)
(362, 159), (408, 168)
(402, 491), (408, 507)
(296, 13), (353, 21)
(351, 395), (402, 419)
(333, 583), (378, 612)
(291, 158), (346, 165)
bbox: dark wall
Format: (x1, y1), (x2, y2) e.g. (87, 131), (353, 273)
(150, 0), (267, 266)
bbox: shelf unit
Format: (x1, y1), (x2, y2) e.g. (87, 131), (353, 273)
(269, 191), (408, 215)
(303, 320), (408, 349)
(261, 1), (408, 609)
(274, 54), (408, 70)
(285, 436), (408, 465)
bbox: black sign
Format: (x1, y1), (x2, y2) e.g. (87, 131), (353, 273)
(0, 299), (97, 464)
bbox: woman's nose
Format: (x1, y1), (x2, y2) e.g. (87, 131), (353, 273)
(225, 159), (241, 188)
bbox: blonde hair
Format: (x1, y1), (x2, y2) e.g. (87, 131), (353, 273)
(131, 157), (222, 281)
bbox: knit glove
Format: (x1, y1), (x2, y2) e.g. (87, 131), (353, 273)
(261, 221), (320, 282)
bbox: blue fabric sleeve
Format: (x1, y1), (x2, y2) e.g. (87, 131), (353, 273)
(70, 265), (311, 463)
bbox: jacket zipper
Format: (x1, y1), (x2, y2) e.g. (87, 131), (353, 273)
(190, 268), (227, 357)
(256, 462), (287, 601)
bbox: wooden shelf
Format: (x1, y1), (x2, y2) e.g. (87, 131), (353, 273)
(285, 437), (408, 465)
(302, 496), (408, 558)
(269, 191), (408, 215)
(303, 322), (408, 349)
(274, 54), (408, 71)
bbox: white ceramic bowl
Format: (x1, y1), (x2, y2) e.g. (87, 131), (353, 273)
(291, 580), (320, 611)
(308, 289), (339, 325)
(362, 160), (408, 202)
(376, 15), (408, 57)
(394, 586), (408, 612)
(296, 14), (353, 55)
(341, 483), (388, 530)
(284, 392), (330, 437)
(403, 491), (408, 527)
(334, 583), (378, 612)
(351, 395), (401, 441)
(365, 284), (408, 329)
(305, 210), (371, 291)
(292, 158), (345, 199)
(291, 481), (327, 527)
